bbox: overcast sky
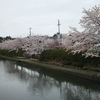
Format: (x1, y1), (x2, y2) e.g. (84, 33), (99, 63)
(0, 0), (100, 37)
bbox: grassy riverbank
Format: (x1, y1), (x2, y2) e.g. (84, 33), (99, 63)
(0, 55), (100, 83)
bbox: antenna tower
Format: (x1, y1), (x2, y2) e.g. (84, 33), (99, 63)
(57, 19), (61, 34)
(29, 27), (32, 36)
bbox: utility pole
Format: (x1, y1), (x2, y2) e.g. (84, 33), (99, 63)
(29, 27), (32, 36)
(57, 19), (62, 48)
(57, 19), (61, 34)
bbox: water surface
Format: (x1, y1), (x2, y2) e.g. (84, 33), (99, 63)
(0, 60), (100, 100)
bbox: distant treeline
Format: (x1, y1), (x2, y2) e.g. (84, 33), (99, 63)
(0, 36), (14, 43)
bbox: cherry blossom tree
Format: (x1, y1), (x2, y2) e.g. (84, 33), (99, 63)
(0, 35), (54, 57)
(61, 5), (100, 57)
(80, 5), (100, 34)
(0, 38), (23, 51)
(63, 27), (100, 57)
(21, 36), (44, 56)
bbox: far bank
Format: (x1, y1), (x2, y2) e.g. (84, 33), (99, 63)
(0, 55), (100, 83)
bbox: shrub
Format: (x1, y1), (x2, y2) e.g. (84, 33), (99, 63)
(72, 62), (84, 68)
(32, 49), (100, 68)
(0, 49), (25, 57)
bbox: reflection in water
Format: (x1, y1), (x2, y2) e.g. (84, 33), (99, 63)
(0, 60), (100, 100)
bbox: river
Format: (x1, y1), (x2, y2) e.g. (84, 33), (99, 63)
(0, 59), (100, 100)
